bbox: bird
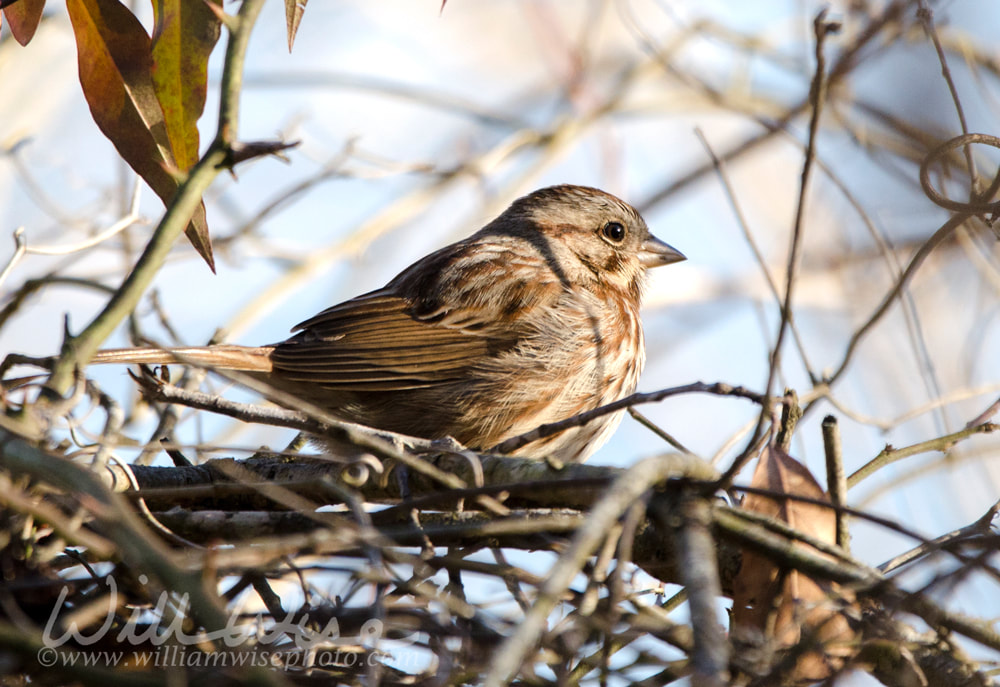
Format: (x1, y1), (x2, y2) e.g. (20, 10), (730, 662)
(92, 185), (685, 462)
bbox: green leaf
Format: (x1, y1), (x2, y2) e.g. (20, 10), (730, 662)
(2, 0), (46, 46)
(66, 0), (215, 270)
(150, 0), (221, 171)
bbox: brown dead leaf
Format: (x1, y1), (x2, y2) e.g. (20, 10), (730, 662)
(284, 0), (306, 52)
(732, 444), (857, 683)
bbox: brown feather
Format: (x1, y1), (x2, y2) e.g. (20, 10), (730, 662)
(91, 345), (274, 372)
(270, 289), (498, 389)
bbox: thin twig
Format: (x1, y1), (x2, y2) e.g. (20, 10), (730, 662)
(848, 422), (997, 488)
(493, 382), (764, 455)
(694, 128), (816, 381)
(821, 415), (849, 552)
(916, 2), (977, 186)
(879, 499), (1000, 575)
(719, 11), (839, 486)
(627, 407), (694, 454)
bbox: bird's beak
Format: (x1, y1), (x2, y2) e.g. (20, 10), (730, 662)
(639, 235), (686, 268)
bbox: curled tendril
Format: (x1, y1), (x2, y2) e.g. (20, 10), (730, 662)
(919, 133), (1000, 215)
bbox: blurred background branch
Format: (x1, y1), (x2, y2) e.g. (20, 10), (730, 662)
(0, 0), (998, 683)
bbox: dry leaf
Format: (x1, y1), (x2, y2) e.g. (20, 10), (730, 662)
(284, 0), (306, 52)
(732, 444), (857, 683)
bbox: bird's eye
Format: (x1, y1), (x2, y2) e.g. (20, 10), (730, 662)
(601, 221), (626, 243)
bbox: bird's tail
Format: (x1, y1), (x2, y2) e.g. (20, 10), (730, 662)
(91, 344), (274, 372)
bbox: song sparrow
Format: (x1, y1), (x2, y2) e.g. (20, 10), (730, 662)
(94, 185), (685, 462)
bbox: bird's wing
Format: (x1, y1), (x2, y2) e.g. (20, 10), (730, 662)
(269, 288), (512, 391)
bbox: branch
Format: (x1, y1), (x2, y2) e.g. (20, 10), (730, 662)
(848, 422), (997, 488)
(45, 0), (269, 395)
(493, 382), (765, 456)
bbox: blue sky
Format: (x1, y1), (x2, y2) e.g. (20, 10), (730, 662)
(1, 1), (998, 678)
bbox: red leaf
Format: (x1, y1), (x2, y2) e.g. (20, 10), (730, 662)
(66, 0), (214, 270)
(2, 0), (45, 45)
